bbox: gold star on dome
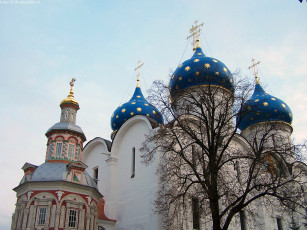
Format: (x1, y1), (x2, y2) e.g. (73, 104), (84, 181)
(282, 104), (286, 108)
(144, 103), (148, 106)
(130, 112), (134, 116)
(172, 75), (174, 79)
(204, 63), (210, 68)
(122, 109), (126, 113)
(185, 66), (191, 71)
(147, 114), (150, 117)
(271, 98), (276, 101)
(116, 115), (119, 118)
(255, 99), (259, 102)
(263, 102), (268, 106)
(215, 72), (219, 76)
(230, 79), (233, 83)
(179, 77), (182, 80)
(153, 110), (156, 114)
(137, 95), (141, 98)
(195, 72), (200, 76)
(197, 53), (202, 55)
(212, 59), (218, 63)
(179, 64), (183, 68)
(194, 59), (199, 63)
(137, 108), (142, 112)
(289, 113), (291, 117)
(131, 102), (136, 104)
(223, 67), (227, 72)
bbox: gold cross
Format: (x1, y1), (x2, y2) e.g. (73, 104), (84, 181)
(248, 58), (261, 84)
(134, 61), (144, 87)
(70, 78), (76, 88)
(186, 20), (204, 50)
(69, 78), (76, 97)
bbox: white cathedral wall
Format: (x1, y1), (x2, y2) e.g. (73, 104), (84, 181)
(82, 139), (113, 218)
(111, 116), (162, 230)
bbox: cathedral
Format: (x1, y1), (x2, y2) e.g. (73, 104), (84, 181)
(11, 23), (306, 230)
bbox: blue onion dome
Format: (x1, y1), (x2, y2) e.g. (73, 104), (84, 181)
(237, 81), (293, 131)
(169, 42), (234, 100)
(110, 79), (164, 131)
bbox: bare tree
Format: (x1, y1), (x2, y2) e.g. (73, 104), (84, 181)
(140, 78), (306, 230)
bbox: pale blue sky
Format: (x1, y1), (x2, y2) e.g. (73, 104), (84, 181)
(0, 0), (306, 228)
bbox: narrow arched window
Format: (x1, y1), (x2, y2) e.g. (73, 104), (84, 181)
(131, 147), (135, 178)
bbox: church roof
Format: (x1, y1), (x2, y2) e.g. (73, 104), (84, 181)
(45, 122), (86, 141)
(110, 85), (163, 131)
(22, 162), (97, 188)
(237, 82), (293, 130)
(169, 45), (234, 100)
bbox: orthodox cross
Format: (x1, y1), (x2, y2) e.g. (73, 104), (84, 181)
(248, 58), (261, 84)
(134, 61), (144, 87)
(186, 20), (204, 50)
(69, 78), (76, 96)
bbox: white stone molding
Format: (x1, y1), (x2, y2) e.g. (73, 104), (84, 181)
(21, 208), (29, 229)
(86, 212), (91, 230)
(59, 205), (65, 228)
(79, 208), (85, 230)
(105, 157), (118, 166)
(60, 193), (89, 212)
(86, 196), (92, 206)
(27, 191), (33, 201)
(50, 204), (56, 228)
(56, 190), (64, 201)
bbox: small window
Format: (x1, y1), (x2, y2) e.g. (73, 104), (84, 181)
(192, 198), (200, 229)
(131, 147), (135, 178)
(93, 167), (98, 184)
(239, 210), (247, 230)
(276, 217), (283, 230)
(68, 144), (75, 158)
(68, 209), (77, 228)
(55, 142), (62, 157)
(37, 207), (47, 225)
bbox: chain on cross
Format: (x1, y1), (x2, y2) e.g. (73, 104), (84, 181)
(248, 58), (261, 84)
(186, 20), (204, 50)
(134, 61), (144, 87)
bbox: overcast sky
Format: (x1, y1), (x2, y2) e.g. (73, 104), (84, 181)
(0, 0), (306, 228)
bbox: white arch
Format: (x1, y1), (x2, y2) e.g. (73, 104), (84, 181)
(111, 115), (154, 155)
(82, 137), (111, 162)
(26, 191), (59, 209)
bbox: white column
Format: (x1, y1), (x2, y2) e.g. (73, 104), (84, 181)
(86, 212), (91, 230)
(21, 208), (29, 230)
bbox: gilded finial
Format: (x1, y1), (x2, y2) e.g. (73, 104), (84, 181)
(134, 61), (144, 88)
(186, 20), (204, 51)
(248, 58), (261, 84)
(69, 78), (76, 98)
(60, 78), (79, 106)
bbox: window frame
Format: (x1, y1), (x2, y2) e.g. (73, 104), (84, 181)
(37, 206), (48, 226)
(192, 197), (200, 230)
(93, 166), (99, 184)
(131, 147), (135, 178)
(68, 143), (75, 158)
(55, 142), (63, 157)
(68, 209), (78, 228)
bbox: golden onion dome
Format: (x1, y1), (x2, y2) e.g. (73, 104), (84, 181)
(60, 78), (79, 108)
